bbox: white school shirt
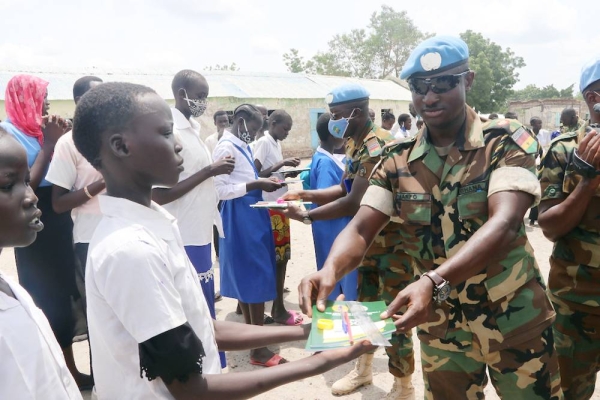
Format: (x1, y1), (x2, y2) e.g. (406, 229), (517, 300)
(0, 273), (82, 400)
(317, 146), (346, 172)
(161, 108), (221, 246)
(204, 131), (219, 156)
(45, 131), (105, 243)
(253, 132), (288, 202)
(213, 130), (257, 200)
(86, 196), (221, 400)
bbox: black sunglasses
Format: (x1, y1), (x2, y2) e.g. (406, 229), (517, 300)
(408, 70), (470, 95)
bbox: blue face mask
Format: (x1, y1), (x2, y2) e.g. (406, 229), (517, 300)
(328, 109), (357, 138)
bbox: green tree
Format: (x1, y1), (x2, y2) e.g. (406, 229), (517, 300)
(510, 83), (575, 101)
(460, 30), (525, 113)
(282, 5), (430, 78)
(283, 49), (308, 73)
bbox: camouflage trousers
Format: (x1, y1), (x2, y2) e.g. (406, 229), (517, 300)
(553, 299), (600, 400)
(358, 248), (414, 378)
(421, 326), (562, 399)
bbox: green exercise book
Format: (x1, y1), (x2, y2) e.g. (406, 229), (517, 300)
(305, 300), (395, 351)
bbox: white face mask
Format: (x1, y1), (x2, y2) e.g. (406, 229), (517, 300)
(183, 89), (208, 117)
(238, 119), (252, 143)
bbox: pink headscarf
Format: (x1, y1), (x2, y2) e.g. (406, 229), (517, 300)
(5, 74), (49, 146)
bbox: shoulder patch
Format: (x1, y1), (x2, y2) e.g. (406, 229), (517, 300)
(510, 126), (538, 154)
(483, 119), (538, 154)
(366, 136), (383, 157)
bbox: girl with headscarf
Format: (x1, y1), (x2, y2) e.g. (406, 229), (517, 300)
(0, 74), (92, 390)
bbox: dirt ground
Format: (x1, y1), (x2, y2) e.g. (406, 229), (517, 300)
(2, 189), (600, 399)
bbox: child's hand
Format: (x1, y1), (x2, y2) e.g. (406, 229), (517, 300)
(209, 157), (235, 176)
(259, 178), (283, 192)
(312, 340), (377, 372)
(283, 157), (301, 167)
(42, 115), (67, 146)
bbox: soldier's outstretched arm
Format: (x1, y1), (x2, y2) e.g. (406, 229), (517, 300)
(281, 181), (346, 205)
(284, 175), (371, 222)
(538, 131), (600, 241)
(383, 190), (533, 332)
(298, 205), (389, 316)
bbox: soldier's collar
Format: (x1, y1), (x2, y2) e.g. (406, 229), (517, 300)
(408, 106), (483, 162)
(353, 119), (376, 145)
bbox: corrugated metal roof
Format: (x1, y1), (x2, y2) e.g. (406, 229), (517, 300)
(0, 69), (412, 102)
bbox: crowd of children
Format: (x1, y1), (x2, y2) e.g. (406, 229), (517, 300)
(0, 72), (377, 399)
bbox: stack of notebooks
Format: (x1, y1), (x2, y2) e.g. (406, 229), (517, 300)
(305, 301), (396, 351)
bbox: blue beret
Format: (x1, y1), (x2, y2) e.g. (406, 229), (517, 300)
(400, 36), (469, 80)
(325, 83), (370, 106)
(580, 55), (600, 93)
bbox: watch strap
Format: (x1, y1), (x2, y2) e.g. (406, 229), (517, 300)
(423, 270), (446, 287)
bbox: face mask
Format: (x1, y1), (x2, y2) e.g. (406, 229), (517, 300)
(183, 89), (208, 117)
(238, 119), (252, 144)
(328, 109), (357, 139)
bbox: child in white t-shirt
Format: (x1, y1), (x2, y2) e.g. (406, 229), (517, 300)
(72, 82), (373, 399)
(0, 128), (83, 400)
(253, 110), (303, 326)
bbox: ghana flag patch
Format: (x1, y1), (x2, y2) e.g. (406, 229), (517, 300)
(511, 127), (538, 154)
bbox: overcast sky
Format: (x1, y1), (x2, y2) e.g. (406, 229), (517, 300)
(1, 0), (597, 91)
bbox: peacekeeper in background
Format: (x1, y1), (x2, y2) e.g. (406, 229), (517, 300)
(283, 84), (416, 399)
(538, 56), (600, 400)
(298, 35), (562, 400)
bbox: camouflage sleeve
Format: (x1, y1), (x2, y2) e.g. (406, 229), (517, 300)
(538, 142), (569, 201)
(488, 135), (541, 205)
(354, 145), (380, 179)
(360, 155), (394, 216)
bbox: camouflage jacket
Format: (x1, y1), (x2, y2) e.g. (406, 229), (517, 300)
(539, 121), (600, 314)
(361, 107), (554, 353)
(560, 117), (586, 134)
(345, 123), (403, 252)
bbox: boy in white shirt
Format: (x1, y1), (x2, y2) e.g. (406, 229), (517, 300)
(152, 70), (234, 368)
(46, 76), (105, 308)
(0, 128), (83, 400)
(204, 110), (229, 156)
(72, 81), (373, 399)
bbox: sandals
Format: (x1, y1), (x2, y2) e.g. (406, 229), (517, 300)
(250, 354), (287, 367)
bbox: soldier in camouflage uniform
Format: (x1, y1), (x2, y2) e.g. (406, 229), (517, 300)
(538, 56), (600, 400)
(299, 36), (562, 399)
(283, 84), (415, 399)
(559, 107), (586, 135)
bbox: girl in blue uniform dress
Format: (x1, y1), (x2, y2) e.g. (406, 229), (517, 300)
(309, 113), (358, 300)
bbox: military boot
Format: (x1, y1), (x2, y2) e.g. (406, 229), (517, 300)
(331, 353), (374, 395)
(384, 376), (415, 400)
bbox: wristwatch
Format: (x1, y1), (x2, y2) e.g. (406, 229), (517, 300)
(302, 212), (313, 225)
(421, 271), (451, 305)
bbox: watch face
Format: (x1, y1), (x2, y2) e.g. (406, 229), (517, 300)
(437, 283), (451, 302)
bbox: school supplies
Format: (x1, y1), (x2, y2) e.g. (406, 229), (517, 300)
(250, 201), (313, 209)
(306, 301), (394, 351)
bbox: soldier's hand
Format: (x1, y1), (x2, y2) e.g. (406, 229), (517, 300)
(578, 128), (600, 169)
(381, 277), (434, 332)
(281, 204), (304, 221)
(298, 269), (337, 317)
(281, 190), (303, 201)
